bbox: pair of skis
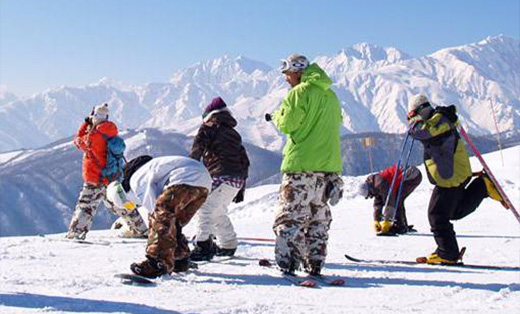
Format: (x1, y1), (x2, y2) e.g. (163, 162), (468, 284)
(345, 246), (520, 271)
(258, 259), (345, 288)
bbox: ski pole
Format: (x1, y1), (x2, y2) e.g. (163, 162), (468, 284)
(457, 125), (520, 224)
(382, 133), (410, 218)
(392, 139), (415, 221)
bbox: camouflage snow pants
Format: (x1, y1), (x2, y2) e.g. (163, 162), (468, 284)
(67, 183), (147, 240)
(273, 172), (332, 272)
(146, 184), (208, 273)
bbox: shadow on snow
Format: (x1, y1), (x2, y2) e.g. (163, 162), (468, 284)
(0, 292), (179, 314)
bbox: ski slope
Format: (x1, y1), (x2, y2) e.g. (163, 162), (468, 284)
(0, 146), (519, 314)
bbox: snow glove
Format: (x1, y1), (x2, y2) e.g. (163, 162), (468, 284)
(265, 113), (272, 122)
(325, 174), (344, 206)
(233, 187), (245, 203)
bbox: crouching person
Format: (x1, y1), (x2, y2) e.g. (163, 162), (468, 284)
(358, 165), (422, 235)
(106, 155), (212, 278)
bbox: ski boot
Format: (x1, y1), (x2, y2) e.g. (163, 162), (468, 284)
(173, 258), (190, 273)
(215, 246), (236, 257)
(305, 260), (322, 276)
(480, 171), (508, 208)
(190, 238), (217, 261)
(374, 221), (382, 233)
(130, 256), (167, 278)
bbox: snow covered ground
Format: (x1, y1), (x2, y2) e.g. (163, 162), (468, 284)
(0, 146), (519, 314)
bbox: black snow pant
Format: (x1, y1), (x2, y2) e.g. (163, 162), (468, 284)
(428, 176), (488, 260)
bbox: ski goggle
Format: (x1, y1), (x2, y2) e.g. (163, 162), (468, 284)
(407, 102), (430, 120)
(279, 58), (309, 73)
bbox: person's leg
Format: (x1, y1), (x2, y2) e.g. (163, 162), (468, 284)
(427, 186), (463, 260)
(212, 183), (240, 250)
(273, 173), (313, 272)
(452, 176), (488, 220)
(134, 185), (207, 276)
(305, 174), (332, 275)
(67, 183), (105, 239)
(105, 199), (148, 237)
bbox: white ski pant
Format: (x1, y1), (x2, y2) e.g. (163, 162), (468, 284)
(195, 183), (240, 249)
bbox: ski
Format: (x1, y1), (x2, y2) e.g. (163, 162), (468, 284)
(307, 274), (345, 286)
(39, 234), (111, 246)
(457, 125), (520, 224)
(281, 272), (317, 288)
(344, 253), (520, 271)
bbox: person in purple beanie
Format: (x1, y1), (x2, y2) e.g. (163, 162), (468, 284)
(189, 97), (250, 261)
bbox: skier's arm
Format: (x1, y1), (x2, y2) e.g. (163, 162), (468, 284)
(408, 113), (454, 141)
(272, 89), (305, 135)
(189, 124), (216, 161)
(73, 121), (91, 151)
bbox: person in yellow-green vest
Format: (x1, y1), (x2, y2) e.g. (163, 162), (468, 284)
(407, 94), (503, 264)
(265, 54), (343, 276)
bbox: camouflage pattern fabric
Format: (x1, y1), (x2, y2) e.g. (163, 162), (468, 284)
(107, 201), (148, 237)
(67, 183), (106, 240)
(273, 172), (332, 271)
(145, 184), (208, 273)
(67, 183), (148, 240)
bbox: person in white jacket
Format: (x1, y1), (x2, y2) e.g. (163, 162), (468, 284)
(106, 155), (212, 278)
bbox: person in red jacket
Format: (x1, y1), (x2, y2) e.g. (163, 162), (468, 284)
(66, 103), (146, 240)
(359, 165), (422, 235)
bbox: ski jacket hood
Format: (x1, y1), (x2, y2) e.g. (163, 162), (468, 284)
(301, 63), (333, 91)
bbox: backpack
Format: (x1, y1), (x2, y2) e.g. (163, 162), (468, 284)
(101, 135), (126, 182)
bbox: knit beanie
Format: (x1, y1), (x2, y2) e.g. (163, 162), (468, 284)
(92, 103), (109, 122)
(408, 94), (430, 114)
(202, 97), (227, 120)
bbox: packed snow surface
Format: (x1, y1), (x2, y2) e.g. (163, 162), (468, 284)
(0, 146), (519, 313)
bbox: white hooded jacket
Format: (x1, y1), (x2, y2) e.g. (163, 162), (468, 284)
(129, 156), (212, 214)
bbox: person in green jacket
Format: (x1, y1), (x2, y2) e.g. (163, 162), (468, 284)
(407, 94), (503, 264)
(265, 54), (343, 275)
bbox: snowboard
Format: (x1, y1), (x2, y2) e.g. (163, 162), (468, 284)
(114, 273), (156, 286)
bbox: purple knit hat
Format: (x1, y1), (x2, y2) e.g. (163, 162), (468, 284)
(202, 97), (227, 119)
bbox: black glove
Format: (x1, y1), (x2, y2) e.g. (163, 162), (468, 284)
(436, 105), (458, 123)
(84, 116), (92, 124)
(265, 113), (272, 122)
(233, 187), (245, 203)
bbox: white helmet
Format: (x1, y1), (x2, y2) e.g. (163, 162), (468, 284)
(106, 181), (137, 212)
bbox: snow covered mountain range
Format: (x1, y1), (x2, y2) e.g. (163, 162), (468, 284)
(1, 35), (519, 153)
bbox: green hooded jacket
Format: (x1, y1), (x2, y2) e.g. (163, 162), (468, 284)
(272, 63), (343, 173)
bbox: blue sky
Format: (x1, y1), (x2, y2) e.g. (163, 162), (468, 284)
(1, 0), (519, 97)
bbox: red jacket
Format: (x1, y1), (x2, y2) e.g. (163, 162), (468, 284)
(379, 164), (403, 194)
(74, 121), (118, 185)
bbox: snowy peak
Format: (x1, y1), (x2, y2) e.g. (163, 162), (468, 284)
(344, 42), (411, 63)
(169, 55), (273, 85)
(315, 43), (411, 76)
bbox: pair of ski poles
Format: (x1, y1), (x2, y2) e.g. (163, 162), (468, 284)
(382, 133), (415, 224)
